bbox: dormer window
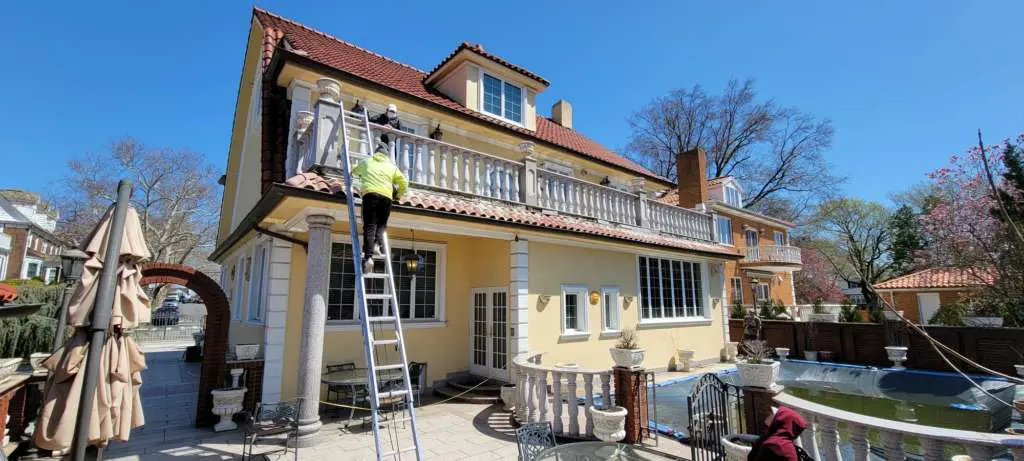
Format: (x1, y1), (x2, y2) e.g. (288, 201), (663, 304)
(481, 72), (524, 125)
(725, 185), (742, 207)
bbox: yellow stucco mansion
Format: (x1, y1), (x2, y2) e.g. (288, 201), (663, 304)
(210, 8), (801, 438)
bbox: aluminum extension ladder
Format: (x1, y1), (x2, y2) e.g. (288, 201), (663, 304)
(336, 107), (423, 460)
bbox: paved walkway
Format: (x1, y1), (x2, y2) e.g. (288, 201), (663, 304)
(118, 346), (202, 450)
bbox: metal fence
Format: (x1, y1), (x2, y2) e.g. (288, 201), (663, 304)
(687, 373), (745, 461)
(131, 313), (206, 347)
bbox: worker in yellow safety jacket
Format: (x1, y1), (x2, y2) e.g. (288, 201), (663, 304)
(352, 140), (409, 273)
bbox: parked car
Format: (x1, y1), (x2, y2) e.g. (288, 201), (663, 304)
(152, 306), (180, 326)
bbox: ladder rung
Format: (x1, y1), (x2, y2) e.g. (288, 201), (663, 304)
(365, 293), (393, 301)
(368, 316), (396, 323)
(382, 446), (418, 457)
(363, 273), (388, 279)
(373, 339), (400, 346)
(377, 389), (409, 400)
(376, 363), (405, 371)
(377, 417), (413, 426)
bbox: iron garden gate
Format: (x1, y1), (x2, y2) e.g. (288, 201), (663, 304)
(687, 373), (745, 461)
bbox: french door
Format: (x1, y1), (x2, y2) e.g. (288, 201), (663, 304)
(469, 287), (509, 380)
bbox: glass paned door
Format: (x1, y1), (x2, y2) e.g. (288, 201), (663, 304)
(469, 287), (509, 380)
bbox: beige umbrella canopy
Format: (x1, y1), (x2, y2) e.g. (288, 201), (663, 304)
(35, 205), (151, 452)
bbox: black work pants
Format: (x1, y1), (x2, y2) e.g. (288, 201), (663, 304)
(361, 192), (392, 259)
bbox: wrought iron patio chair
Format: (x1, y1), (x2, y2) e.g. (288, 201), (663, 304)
(241, 397), (301, 461)
(324, 362), (357, 416)
(515, 422), (556, 461)
(408, 361), (427, 405)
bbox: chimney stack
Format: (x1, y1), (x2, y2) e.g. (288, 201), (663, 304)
(676, 147), (708, 208)
(552, 100), (573, 129)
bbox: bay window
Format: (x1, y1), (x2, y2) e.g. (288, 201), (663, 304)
(637, 256), (706, 321)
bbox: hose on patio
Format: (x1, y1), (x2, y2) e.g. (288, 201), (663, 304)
(319, 375), (493, 412)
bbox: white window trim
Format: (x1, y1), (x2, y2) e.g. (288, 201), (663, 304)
(232, 256), (246, 321)
(247, 242), (271, 324)
(731, 277), (744, 305)
(754, 282), (771, 302)
(773, 231), (787, 246)
(635, 255), (711, 325)
(326, 234), (447, 325)
(717, 216), (734, 246)
(725, 185), (742, 207)
(478, 69), (526, 127)
(745, 229), (760, 247)
(560, 284), (590, 338)
(600, 286), (621, 335)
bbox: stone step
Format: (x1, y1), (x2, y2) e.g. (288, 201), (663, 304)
(447, 376), (505, 394)
(433, 385), (501, 404)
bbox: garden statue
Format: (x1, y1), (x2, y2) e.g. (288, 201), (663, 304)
(743, 310), (763, 342)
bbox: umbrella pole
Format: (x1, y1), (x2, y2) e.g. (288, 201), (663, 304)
(71, 179), (132, 461)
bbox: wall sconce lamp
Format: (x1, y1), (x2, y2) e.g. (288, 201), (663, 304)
(589, 291), (600, 305)
(538, 294), (552, 304)
(624, 295), (635, 306)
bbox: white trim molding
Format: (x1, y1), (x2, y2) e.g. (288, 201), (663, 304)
(261, 237), (293, 404)
(509, 240), (529, 360)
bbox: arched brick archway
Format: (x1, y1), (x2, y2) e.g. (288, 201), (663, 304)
(140, 263), (229, 427)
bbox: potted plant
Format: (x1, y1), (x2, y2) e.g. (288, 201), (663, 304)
(722, 434), (758, 461)
(803, 320), (819, 361)
(589, 405), (628, 442)
(774, 347), (790, 361)
(735, 340), (780, 389)
(609, 328), (645, 370)
(730, 300), (746, 320)
(884, 316), (909, 369)
(807, 300), (839, 323)
(677, 349), (695, 371)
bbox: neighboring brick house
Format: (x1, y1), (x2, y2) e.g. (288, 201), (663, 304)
(874, 267), (993, 324)
(0, 190), (66, 282)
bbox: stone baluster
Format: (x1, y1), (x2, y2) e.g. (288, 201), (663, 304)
(483, 159), (493, 198)
(583, 374), (595, 437)
(880, 431), (905, 461)
(438, 146), (448, 189)
(600, 372), (612, 409)
(551, 371), (563, 434)
(796, 410), (818, 457)
(558, 181), (567, 212)
(496, 163), (505, 200)
(566, 372), (579, 436)
(474, 155), (483, 196)
(535, 369), (548, 424)
(966, 445), (994, 461)
(451, 151), (460, 192)
(848, 424), (870, 461)
(426, 142), (436, 186)
(397, 137), (410, 177)
(463, 152), (472, 192)
(920, 438), (944, 461)
(818, 417), (841, 461)
(410, 140), (422, 183)
(511, 168), (521, 202)
(516, 366), (529, 422)
(527, 369), (538, 423)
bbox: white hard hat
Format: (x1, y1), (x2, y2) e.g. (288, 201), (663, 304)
(387, 103), (398, 113)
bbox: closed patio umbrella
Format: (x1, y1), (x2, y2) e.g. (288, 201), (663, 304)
(35, 197), (150, 454)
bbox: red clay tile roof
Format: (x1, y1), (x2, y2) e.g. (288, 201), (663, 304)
(252, 8), (666, 184)
(874, 267), (995, 290)
(426, 42), (549, 87)
(284, 173), (738, 258)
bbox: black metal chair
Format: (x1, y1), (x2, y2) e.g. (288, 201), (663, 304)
(241, 398), (301, 461)
(325, 362), (357, 416)
(515, 422), (556, 461)
(408, 361), (427, 405)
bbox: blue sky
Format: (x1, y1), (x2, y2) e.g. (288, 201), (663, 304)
(2, 1), (1021, 205)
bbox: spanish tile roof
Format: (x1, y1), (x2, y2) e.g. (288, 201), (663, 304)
(708, 176), (732, 187)
(252, 9), (666, 183)
(874, 267), (995, 290)
(284, 172), (738, 258)
(426, 42), (549, 87)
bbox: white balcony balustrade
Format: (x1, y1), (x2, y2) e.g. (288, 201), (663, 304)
(511, 353), (614, 440)
(775, 392), (1024, 461)
(742, 245), (802, 264)
(290, 91), (720, 244)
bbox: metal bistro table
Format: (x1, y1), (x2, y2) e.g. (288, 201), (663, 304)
(535, 442), (679, 461)
(321, 367), (405, 425)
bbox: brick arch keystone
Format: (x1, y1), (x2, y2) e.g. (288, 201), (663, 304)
(140, 262), (229, 427)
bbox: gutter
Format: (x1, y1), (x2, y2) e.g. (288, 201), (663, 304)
(209, 183), (742, 263)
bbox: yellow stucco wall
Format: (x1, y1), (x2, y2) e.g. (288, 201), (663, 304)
(527, 241), (726, 371)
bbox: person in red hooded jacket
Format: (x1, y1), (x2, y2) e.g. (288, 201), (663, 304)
(748, 406), (810, 461)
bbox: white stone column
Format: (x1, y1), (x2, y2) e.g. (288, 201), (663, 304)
(285, 79), (314, 178)
(261, 237), (293, 404)
(294, 214), (335, 446)
(509, 240), (529, 369)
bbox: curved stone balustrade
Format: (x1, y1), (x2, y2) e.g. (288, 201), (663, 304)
(511, 353), (614, 440)
(775, 393), (1024, 461)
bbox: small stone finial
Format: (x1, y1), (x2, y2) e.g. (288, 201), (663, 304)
(295, 110), (314, 133)
(315, 78), (342, 103)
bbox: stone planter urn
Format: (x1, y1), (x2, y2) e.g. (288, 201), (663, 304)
(500, 384), (516, 412)
(589, 406), (628, 442)
(885, 346), (909, 369)
(774, 348), (790, 361)
(211, 387), (247, 432)
(295, 110), (314, 133)
(609, 348), (646, 371)
(677, 349), (695, 371)
(722, 434), (755, 461)
(30, 352), (50, 373)
(735, 360), (780, 389)
(234, 344), (259, 361)
(725, 342), (739, 362)
(315, 78), (342, 103)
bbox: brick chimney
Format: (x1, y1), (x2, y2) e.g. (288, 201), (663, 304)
(676, 147), (708, 208)
(551, 100), (572, 129)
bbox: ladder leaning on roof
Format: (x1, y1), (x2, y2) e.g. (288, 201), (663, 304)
(335, 107), (423, 461)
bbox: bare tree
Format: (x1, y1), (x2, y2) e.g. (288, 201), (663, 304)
(56, 138), (221, 276)
(808, 198), (894, 307)
(626, 79), (839, 220)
